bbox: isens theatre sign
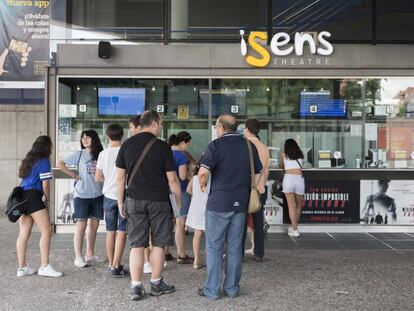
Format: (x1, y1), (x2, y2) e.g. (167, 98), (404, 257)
(240, 30), (334, 68)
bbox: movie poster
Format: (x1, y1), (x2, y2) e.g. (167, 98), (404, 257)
(301, 180), (360, 223)
(360, 180), (414, 225)
(0, 1), (50, 84)
(55, 179), (76, 225)
(263, 180), (284, 225)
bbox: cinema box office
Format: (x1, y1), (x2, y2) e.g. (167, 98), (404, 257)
(47, 32), (414, 232)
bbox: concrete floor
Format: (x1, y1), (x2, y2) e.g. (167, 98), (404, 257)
(1, 217), (413, 311)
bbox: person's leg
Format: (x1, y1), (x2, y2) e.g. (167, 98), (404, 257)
(30, 209), (52, 267)
(144, 248), (150, 264)
(112, 212), (127, 269)
(16, 214), (34, 268)
(149, 246), (164, 279)
(86, 218), (100, 257)
(193, 230), (203, 267)
(175, 217), (186, 258)
(295, 194), (304, 224)
(204, 210), (230, 300)
(74, 220), (87, 258)
(106, 231), (115, 267)
(130, 247), (145, 282)
(252, 193), (266, 258)
(241, 212), (248, 256)
(223, 212), (246, 297)
(285, 193), (298, 230)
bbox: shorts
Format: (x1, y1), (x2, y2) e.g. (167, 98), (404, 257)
(174, 192), (191, 218)
(103, 196), (126, 232)
(282, 174), (305, 195)
(125, 198), (174, 248)
(24, 189), (46, 215)
(74, 196), (104, 220)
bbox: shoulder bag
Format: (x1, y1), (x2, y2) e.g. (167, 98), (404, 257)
(125, 137), (157, 198)
(245, 139), (261, 214)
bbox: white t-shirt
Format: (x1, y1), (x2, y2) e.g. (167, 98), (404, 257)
(96, 146), (120, 200)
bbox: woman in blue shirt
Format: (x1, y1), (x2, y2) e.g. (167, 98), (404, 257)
(168, 131), (193, 264)
(16, 135), (62, 278)
(58, 130), (104, 268)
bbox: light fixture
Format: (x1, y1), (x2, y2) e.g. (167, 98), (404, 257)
(320, 88), (324, 91)
(76, 85), (80, 91)
(151, 84), (156, 91)
(225, 87), (228, 92)
(246, 86), (250, 92)
(193, 85), (197, 92)
(266, 86), (270, 92)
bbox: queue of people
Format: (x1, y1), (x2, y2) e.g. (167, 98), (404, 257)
(14, 109), (305, 301)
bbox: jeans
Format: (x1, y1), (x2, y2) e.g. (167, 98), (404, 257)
(242, 191), (267, 258)
(204, 209), (246, 300)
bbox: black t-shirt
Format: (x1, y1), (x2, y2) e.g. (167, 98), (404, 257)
(116, 132), (176, 201)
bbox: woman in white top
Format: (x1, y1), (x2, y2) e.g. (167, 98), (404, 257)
(280, 139), (305, 237)
(185, 157), (208, 269)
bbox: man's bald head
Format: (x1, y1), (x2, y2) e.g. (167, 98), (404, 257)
(217, 114), (237, 133)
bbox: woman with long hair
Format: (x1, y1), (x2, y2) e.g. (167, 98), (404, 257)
(280, 139), (305, 237)
(16, 135), (62, 277)
(58, 129), (104, 268)
(168, 131), (193, 264)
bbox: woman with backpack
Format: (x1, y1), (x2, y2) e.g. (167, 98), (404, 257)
(16, 135), (62, 277)
(58, 129), (104, 268)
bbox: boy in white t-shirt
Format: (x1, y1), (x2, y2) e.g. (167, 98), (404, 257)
(96, 124), (129, 277)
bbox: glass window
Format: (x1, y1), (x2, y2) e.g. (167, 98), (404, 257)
(272, 0), (372, 42)
(377, 0), (414, 41)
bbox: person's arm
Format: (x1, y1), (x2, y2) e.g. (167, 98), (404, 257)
(198, 167), (211, 193)
(95, 168), (105, 183)
(186, 177), (193, 195)
(178, 164), (188, 181)
(116, 168), (127, 218)
(279, 152), (285, 169)
(58, 159), (80, 181)
(42, 180), (50, 207)
(167, 171), (182, 211)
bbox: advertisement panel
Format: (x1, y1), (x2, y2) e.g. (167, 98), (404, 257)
(301, 180), (360, 223)
(55, 179), (76, 225)
(0, 1), (50, 86)
(263, 180), (284, 225)
(360, 180), (414, 225)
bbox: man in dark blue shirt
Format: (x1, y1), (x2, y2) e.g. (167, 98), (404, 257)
(197, 114), (263, 300)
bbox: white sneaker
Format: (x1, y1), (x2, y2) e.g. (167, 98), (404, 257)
(74, 257), (87, 268)
(143, 262), (151, 274)
(85, 255), (105, 263)
(287, 227), (294, 235)
(17, 266), (37, 277)
(288, 229), (300, 237)
(164, 261), (167, 268)
(38, 264), (63, 278)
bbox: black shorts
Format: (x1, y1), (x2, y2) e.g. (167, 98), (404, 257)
(125, 198), (174, 248)
(23, 189), (46, 215)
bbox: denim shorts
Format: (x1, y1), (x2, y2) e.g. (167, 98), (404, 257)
(74, 196), (104, 220)
(174, 192), (191, 218)
(103, 196), (126, 232)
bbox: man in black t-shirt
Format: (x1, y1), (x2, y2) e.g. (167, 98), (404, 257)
(116, 110), (182, 301)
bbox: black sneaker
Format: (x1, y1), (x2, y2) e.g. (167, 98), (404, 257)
(130, 284), (146, 301)
(110, 265), (130, 278)
(150, 277), (176, 296)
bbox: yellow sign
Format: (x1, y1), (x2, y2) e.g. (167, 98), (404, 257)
(177, 105), (189, 120)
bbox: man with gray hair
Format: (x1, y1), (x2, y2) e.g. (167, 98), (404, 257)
(197, 114), (263, 300)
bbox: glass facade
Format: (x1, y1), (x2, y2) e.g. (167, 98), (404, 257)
(50, 1), (414, 43)
(57, 77), (414, 170)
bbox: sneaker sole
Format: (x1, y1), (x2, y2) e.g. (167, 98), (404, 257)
(130, 295), (145, 301)
(38, 273), (63, 278)
(150, 288), (176, 296)
(110, 273), (129, 278)
(17, 272), (36, 277)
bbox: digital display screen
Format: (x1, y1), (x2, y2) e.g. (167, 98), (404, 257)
(299, 91), (346, 118)
(98, 88), (145, 116)
(198, 89), (247, 116)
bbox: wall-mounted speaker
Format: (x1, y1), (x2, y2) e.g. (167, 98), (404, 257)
(98, 41), (111, 59)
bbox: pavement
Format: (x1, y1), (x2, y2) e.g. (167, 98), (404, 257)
(1, 216), (414, 311)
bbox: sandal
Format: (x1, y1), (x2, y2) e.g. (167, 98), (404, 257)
(177, 255), (193, 264)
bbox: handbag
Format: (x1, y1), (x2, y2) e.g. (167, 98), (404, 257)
(125, 137), (158, 199)
(5, 185), (28, 223)
(245, 139), (261, 214)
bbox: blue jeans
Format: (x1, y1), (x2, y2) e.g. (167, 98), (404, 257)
(204, 209), (246, 300)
